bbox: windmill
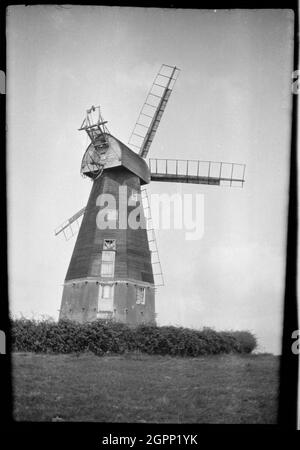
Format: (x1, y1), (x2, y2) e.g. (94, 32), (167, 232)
(55, 64), (246, 325)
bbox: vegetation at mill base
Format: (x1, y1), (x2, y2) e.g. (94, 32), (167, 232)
(11, 318), (257, 356)
(12, 352), (279, 423)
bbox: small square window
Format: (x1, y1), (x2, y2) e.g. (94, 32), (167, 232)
(103, 239), (116, 250)
(136, 287), (145, 305)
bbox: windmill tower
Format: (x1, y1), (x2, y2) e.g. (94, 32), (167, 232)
(55, 65), (245, 325)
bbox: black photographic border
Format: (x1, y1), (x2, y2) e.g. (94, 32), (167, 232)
(0, 1), (298, 446)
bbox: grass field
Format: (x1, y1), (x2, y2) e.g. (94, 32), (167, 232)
(12, 352), (279, 423)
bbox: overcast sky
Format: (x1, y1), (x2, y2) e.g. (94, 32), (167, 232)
(7, 6), (294, 354)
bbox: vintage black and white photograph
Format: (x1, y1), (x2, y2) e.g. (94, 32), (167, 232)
(6, 5), (295, 425)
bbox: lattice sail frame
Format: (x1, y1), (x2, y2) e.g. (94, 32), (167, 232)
(140, 187), (164, 287)
(149, 158), (246, 187)
(54, 207), (86, 241)
(128, 64), (180, 158)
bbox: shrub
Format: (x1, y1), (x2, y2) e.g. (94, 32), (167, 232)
(229, 331), (257, 354)
(10, 318), (257, 357)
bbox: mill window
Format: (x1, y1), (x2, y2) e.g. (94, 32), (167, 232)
(103, 239), (116, 250)
(101, 251), (115, 277)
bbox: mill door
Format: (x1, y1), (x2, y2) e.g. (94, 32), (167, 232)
(97, 284), (114, 319)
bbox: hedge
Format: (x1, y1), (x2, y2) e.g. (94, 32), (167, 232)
(10, 318), (257, 356)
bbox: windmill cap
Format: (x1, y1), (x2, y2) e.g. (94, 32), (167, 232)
(81, 133), (150, 184)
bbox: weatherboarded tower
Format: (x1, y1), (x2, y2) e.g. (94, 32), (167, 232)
(59, 129), (156, 324)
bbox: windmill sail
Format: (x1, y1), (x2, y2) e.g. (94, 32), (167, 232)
(149, 158), (246, 187)
(141, 187), (164, 287)
(55, 207), (86, 241)
(128, 64), (180, 159)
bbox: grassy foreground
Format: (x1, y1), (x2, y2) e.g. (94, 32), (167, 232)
(12, 352), (279, 423)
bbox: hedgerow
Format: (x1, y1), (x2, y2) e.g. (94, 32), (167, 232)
(11, 318), (257, 356)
